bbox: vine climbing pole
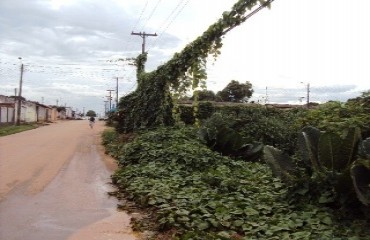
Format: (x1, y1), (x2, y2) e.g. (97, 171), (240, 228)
(116, 0), (274, 133)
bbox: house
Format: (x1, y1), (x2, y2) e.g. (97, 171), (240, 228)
(35, 103), (51, 122)
(0, 95), (16, 124)
(0, 95), (75, 124)
(65, 107), (74, 119)
(48, 106), (59, 122)
(23, 101), (37, 122)
(0, 102), (15, 124)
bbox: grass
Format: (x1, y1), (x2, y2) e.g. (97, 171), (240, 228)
(0, 124), (38, 137)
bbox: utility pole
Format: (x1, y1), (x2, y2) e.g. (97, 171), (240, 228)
(15, 58), (24, 126)
(106, 89), (114, 111)
(306, 83), (310, 109)
(13, 88), (17, 124)
(300, 82), (310, 109)
(113, 77), (124, 108)
(131, 31), (157, 54)
(104, 100), (109, 117)
(116, 77), (119, 107)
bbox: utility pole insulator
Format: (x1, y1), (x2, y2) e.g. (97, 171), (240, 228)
(131, 31), (157, 54)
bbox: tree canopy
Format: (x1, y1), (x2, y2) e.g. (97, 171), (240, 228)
(191, 90), (217, 101)
(216, 80), (254, 102)
(86, 110), (97, 117)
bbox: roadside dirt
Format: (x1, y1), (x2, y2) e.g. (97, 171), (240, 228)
(0, 120), (138, 240)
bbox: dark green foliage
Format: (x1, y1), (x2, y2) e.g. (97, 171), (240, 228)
(178, 101), (215, 125)
(104, 127), (370, 239)
(263, 145), (298, 182)
(191, 90), (217, 101)
(115, 70), (175, 133)
(351, 160), (370, 206)
(298, 127), (361, 174)
(178, 105), (195, 125)
(198, 101), (215, 120)
(85, 110), (97, 117)
(296, 126), (370, 206)
(358, 137), (370, 158)
(179, 104), (301, 154)
(117, 127), (225, 170)
(101, 129), (124, 159)
(198, 113), (263, 161)
(216, 80), (254, 102)
(297, 100), (370, 139)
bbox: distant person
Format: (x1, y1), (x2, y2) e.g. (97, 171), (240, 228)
(89, 116), (95, 129)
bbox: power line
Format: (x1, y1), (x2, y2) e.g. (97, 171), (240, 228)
(131, 0), (149, 32)
(138, 0), (162, 31)
(148, 0), (190, 51)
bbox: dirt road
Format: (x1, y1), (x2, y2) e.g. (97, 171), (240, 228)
(0, 120), (137, 240)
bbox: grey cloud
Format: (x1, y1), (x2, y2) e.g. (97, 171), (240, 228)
(0, 0), (180, 62)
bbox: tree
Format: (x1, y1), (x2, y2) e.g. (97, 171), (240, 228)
(56, 106), (66, 112)
(86, 110), (97, 117)
(216, 80), (253, 102)
(361, 90), (370, 98)
(191, 90), (216, 101)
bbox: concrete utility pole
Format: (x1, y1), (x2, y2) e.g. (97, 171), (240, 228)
(106, 89), (114, 111)
(104, 100), (109, 116)
(300, 82), (310, 108)
(306, 83), (310, 109)
(116, 77), (119, 107)
(131, 31), (157, 54)
(113, 77), (124, 108)
(15, 58), (24, 126)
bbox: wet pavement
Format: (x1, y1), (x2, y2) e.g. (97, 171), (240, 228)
(0, 121), (137, 240)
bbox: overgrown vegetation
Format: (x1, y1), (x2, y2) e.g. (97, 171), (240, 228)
(103, 0), (370, 238)
(115, 0), (274, 133)
(103, 127), (370, 239)
(0, 124), (38, 137)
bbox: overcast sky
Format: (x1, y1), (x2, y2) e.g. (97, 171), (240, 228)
(1, 0), (369, 115)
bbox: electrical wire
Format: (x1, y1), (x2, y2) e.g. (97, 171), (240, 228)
(147, 0), (190, 51)
(138, 0), (162, 32)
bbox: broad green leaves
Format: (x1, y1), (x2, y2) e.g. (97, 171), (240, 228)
(103, 127), (370, 239)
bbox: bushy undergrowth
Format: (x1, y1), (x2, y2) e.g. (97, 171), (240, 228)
(103, 127), (370, 239)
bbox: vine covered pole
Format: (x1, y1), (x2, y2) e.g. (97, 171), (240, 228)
(117, 0), (275, 133)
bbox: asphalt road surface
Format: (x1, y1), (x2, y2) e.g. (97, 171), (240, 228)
(0, 120), (137, 240)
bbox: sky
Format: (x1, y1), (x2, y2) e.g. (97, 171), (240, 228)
(1, 0), (369, 116)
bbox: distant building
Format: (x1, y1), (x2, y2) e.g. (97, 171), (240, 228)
(0, 95), (17, 124)
(0, 95), (74, 124)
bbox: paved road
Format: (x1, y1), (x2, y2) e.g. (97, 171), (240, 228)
(0, 120), (137, 240)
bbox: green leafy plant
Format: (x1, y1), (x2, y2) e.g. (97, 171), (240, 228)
(263, 145), (298, 182)
(198, 113), (263, 161)
(297, 126), (370, 206)
(105, 127), (370, 239)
